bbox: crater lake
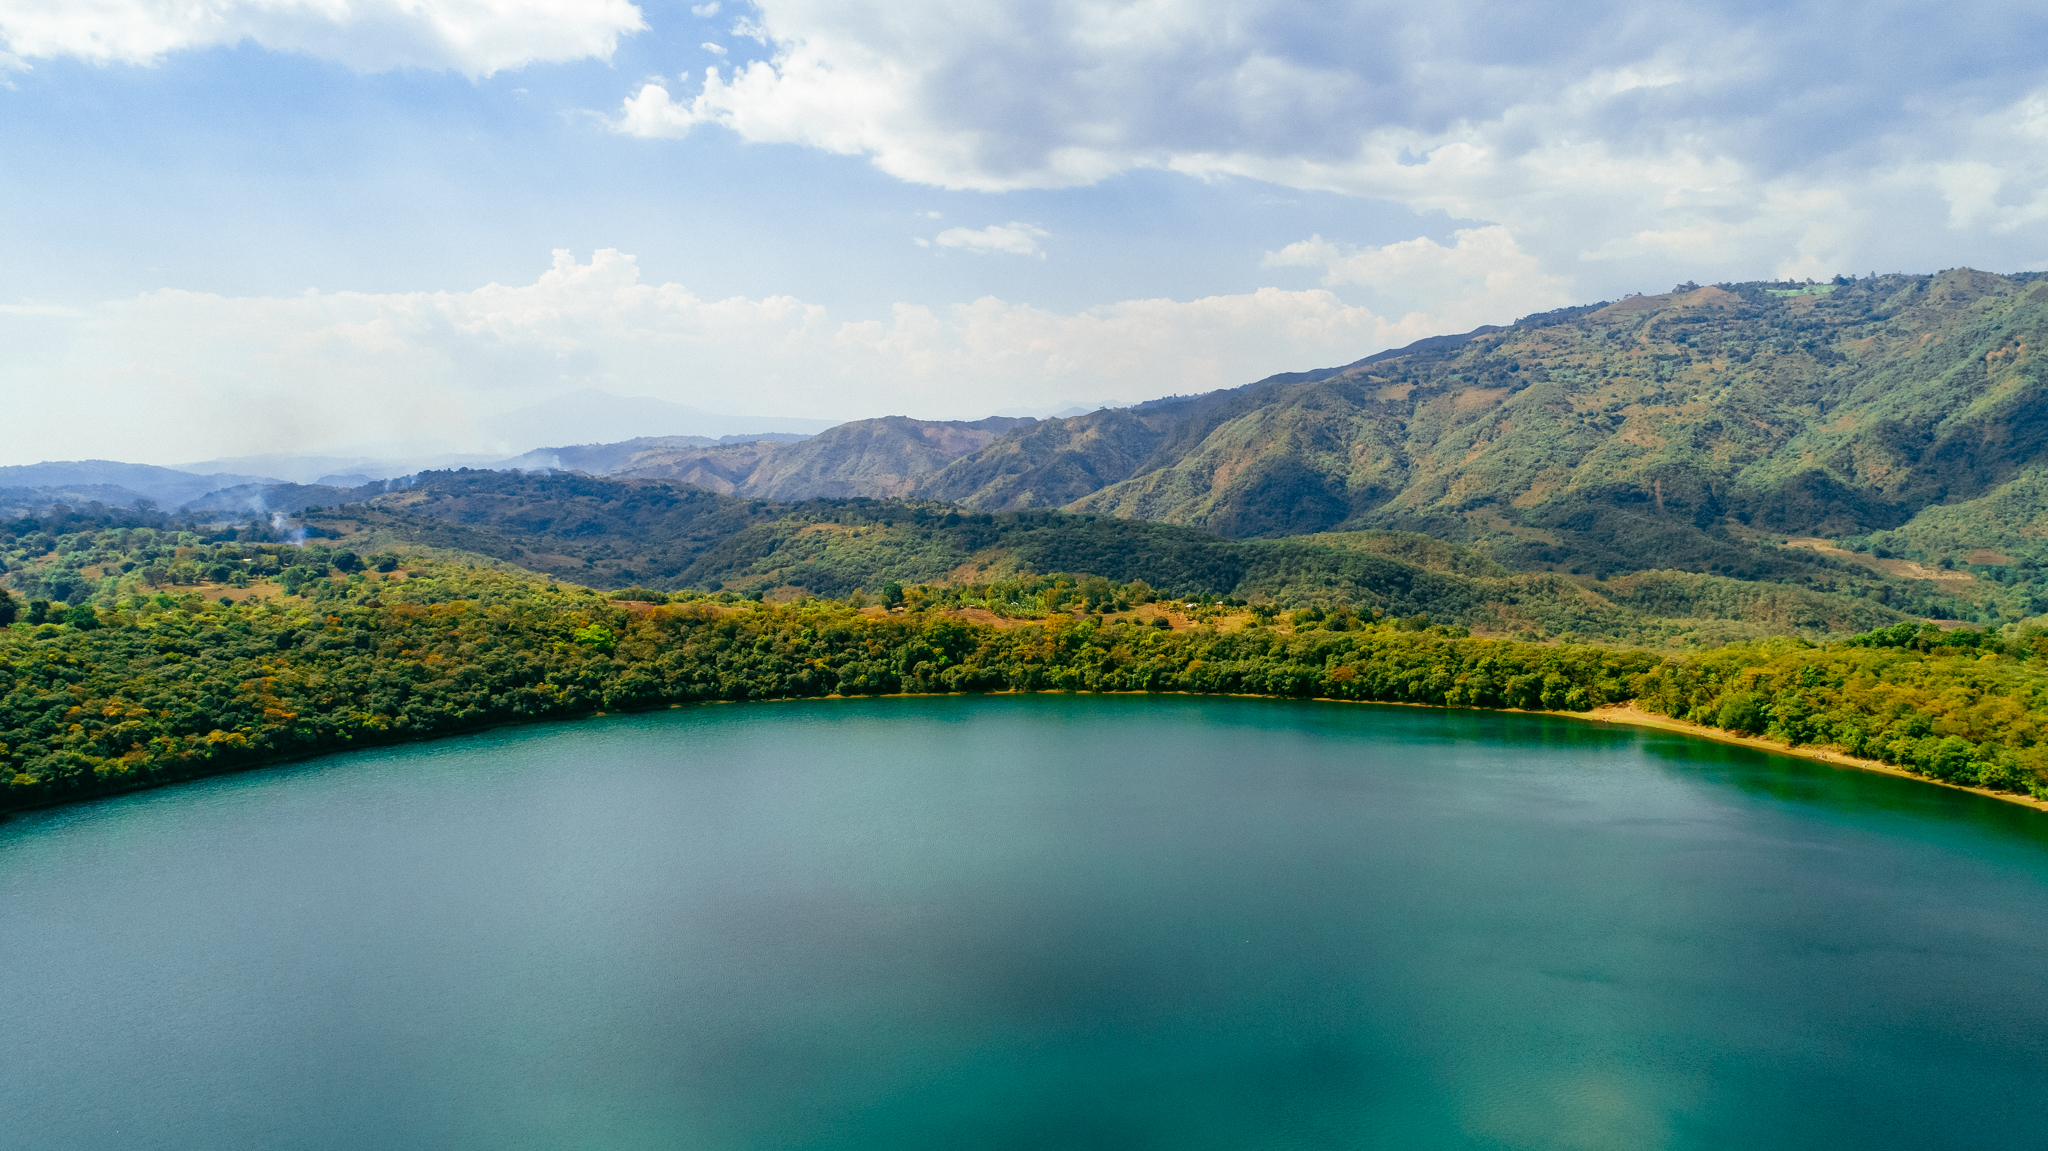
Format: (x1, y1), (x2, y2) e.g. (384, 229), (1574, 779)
(5, 695), (2045, 1150)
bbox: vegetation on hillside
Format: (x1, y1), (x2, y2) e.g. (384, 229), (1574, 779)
(1, 494), (1929, 647)
(4, 555), (2045, 815)
(1635, 620), (2048, 794)
(909, 271), (2048, 584)
(1848, 468), (2048, 579)
(291, 489), (1914, 643)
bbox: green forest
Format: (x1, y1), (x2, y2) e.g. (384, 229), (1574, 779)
(0, 495), (1940, 647)
(6, 542), (2046, 814)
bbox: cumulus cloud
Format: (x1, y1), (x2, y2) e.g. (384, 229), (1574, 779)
(932, 222), (1049, 257)
(612, 0), (2048, 288)
(0, 0), (645, 76)
(1265, 226), (1568, 320)
(0, 248), (1548, 464)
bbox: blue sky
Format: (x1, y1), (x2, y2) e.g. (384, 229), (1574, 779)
(2, 0), (2045, 465)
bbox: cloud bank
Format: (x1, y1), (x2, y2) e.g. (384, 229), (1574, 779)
(0, 0), (645, 76)
(614, 0), (2048, 286)
(0, 245), (1563, 464)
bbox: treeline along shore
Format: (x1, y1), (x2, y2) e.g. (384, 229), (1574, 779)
(5, 556), (2048, 815)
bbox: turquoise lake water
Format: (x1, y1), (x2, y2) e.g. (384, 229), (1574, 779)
(4, 695), (2046, 1149)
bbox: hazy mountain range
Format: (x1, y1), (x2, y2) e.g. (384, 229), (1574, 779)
(0, 462), (279, 512)
(480, 389), (838, 448)
(13, 269), (2048, 597)
(511, 417), (1037, 500)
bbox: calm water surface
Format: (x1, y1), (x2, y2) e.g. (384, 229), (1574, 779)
(4, 695), (2047, 1150)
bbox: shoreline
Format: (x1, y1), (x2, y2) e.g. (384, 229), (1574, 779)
(7, 690), (2043, 819)
(777, 690), (2048, 814)
(1565, 701), (2048, 813)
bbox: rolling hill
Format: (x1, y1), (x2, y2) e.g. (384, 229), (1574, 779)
(235, 468), (1930, 644)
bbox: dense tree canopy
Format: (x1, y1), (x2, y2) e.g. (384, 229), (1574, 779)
(5, 557), (2046, 814)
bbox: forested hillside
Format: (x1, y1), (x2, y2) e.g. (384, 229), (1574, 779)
(915, 271), (2048, 574)
(0, 491), (1936, 646)
(5, 557), (2044, 816)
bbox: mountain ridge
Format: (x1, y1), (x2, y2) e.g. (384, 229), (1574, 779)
(916, 271), (2048, 579)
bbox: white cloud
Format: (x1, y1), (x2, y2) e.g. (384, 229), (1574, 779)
(932, 222), (1048, 257)
(0, 248), (1550, 464)
(689, 2), (720, 15)
(0, 0), (645, 77)
(614, 79), (708, 137)
(611, 0), (2048, 291)
(1265, 226), (1568, 319)
(700, 41), (727, 56)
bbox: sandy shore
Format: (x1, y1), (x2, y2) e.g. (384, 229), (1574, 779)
(1568, 702), (2048, 814)
(804, 689), (2048, 815)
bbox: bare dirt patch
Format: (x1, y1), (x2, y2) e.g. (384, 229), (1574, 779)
(1618, 422), (1667, 449)
(1594, 293), (1671, 316)
(1511, 479), (1561, 509)
(1453, 386), (1509, 414)
(1783, 537), (1977, 585)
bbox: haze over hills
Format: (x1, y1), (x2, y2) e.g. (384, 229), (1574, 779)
(481, 388), (838, 448)
(490, 433), (814, 475)
(504, 416), (1035, 499)
(173, 453), (504, 486)
(0, 461), (279, 510)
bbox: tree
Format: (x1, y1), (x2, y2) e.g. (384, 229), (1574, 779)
(1716, 691), (1767, 734)
(0, 589), (15, 626)
(1080, 575), (1114, 610)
